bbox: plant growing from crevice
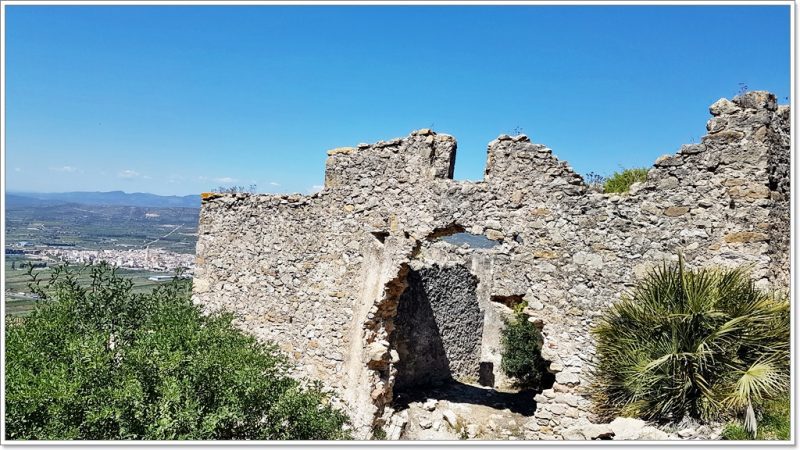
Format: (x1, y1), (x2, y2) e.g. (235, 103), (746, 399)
(370, 425), (387, 440)
(590, 256), (789, 438)
(603, 167), (649, 193)
(737, 82), (749, 96)
(453, 417), (470, 440)
(584, 172), (606, 192)
(500, 303), (549, 390)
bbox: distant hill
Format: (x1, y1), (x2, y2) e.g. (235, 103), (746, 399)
(6, 194), (68, 208)
(7, 191), (200, 209)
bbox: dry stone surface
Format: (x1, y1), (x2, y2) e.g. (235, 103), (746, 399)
(193, 91), (790, 439)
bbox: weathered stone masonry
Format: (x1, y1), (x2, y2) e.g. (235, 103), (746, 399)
(193, 91), (790, 439)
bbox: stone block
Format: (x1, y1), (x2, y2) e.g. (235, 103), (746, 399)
(724, 231), (769, 243)
(664, 206), (690, 217)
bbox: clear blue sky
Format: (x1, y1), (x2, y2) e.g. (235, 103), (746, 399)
(5, 5), (791, 196)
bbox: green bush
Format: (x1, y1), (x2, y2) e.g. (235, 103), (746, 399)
(500, 307), (549, 389)
(5, 263), (350, 440)
(603, 167), (649, 193)
(590, 258), (789, 436)
(722, 396), (790, 440)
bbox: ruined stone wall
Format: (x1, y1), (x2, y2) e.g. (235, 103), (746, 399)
(193, 91), (790, 439)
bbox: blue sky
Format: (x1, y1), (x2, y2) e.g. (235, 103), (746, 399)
(5, 5), (791, 196)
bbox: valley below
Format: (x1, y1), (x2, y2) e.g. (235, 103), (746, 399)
(4, 193), (200, 316)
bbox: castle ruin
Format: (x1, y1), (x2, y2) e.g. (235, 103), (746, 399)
(192, 91), (790, 439)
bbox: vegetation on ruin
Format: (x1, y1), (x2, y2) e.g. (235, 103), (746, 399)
(583, 172), (606, 192)
(590, 258), (790, 438)
(721, 396), (790, 440)
(602, 167), (649, 193)
(500, 303), (549, 390)
(5, 262), (350, 440)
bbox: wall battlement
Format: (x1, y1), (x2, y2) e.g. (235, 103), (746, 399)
(193, 91), (790, 439)
(324, 129), (457, 190)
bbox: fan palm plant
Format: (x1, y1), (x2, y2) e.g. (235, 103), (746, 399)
(590, 257), (789, 436)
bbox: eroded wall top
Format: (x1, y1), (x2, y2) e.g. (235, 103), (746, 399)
(193, 91), (790, 439)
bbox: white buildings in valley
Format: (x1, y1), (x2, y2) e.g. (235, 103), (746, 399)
(37, 247), (195, 273)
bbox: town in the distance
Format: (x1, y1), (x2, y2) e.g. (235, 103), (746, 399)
(5, 190), (201, 316)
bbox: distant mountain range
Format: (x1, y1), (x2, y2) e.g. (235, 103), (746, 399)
(7, 191), (200, 209)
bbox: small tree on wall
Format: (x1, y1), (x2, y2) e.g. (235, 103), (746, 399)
(500, 304), (550, 390)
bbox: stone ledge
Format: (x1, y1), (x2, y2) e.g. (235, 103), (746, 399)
(327, 146), (357, 156)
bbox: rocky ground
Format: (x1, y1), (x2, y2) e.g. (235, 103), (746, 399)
(392, 381), (537, 440)
(384, 380), (723, 441)
(561, 416), (724, 441)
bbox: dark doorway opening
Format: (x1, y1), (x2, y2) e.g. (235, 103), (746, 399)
(391, 264), (541, 417)
(390, 264), (556, 418)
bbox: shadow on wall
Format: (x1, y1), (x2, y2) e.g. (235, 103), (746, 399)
(392, 264), (484, 390)
(393, 267), (453, 389)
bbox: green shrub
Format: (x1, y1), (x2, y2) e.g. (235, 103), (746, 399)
(500, 308), (548, 389)
(722, 396), (790, 440)
(5, 263), (350, 440)
(370, 425), (387, 440)
(603, 167), (649, 193)
(590, 257), (789, 435)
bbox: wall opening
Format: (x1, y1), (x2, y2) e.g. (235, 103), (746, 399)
(371, 231), (389, 243)
(478, 362), (495, 386)
(490, 294), (526, 309)
(390, 264), (538, 417)
(438, 232), (500, 249)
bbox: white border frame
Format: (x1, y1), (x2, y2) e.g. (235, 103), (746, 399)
(0, 1), (795, 448)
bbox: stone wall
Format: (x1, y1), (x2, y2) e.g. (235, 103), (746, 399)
(193, 91), (790, 439)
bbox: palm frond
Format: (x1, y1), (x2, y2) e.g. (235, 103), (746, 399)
(589, 257), (789, 426)
(743, 402), (757, 437)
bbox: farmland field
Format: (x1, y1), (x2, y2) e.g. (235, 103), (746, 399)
(5, 254), (183, 317)
(6, 202), (199, 254)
